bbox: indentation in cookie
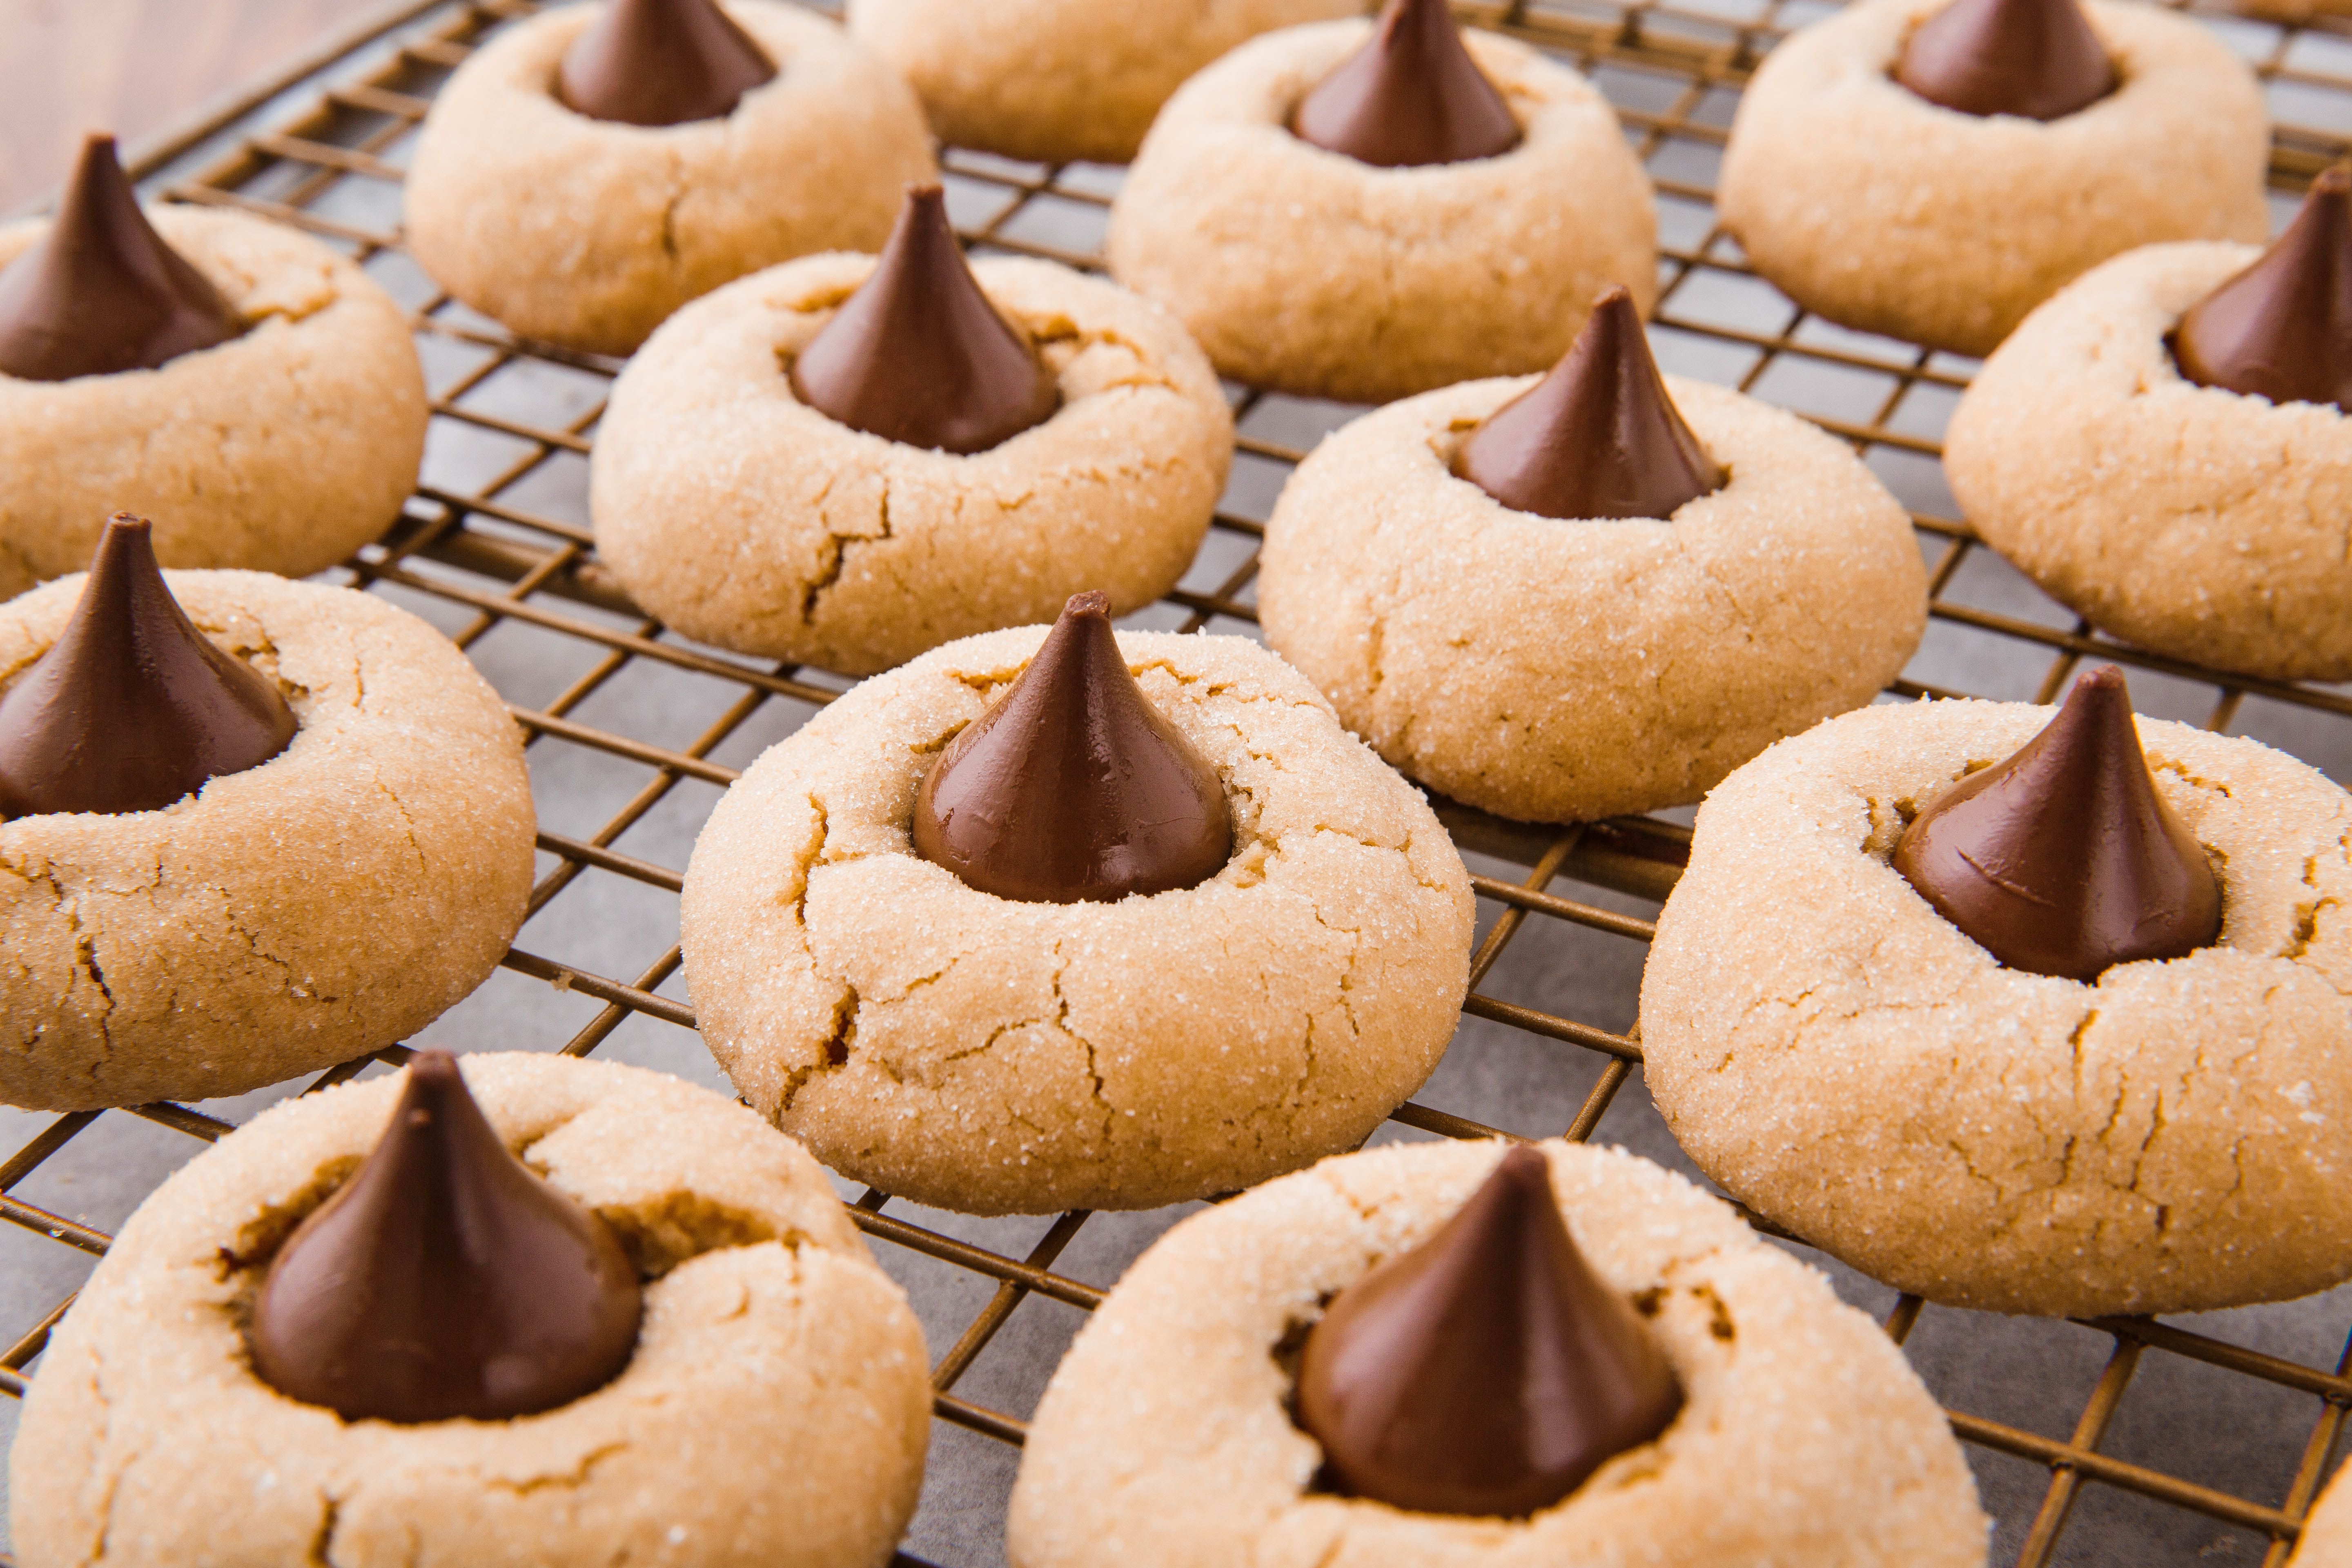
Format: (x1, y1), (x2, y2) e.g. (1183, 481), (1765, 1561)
(1452, 285), (1724, 521)
(247, 1050), (644, 1424)
(1290, 0), (1522, 168)
(0, 133), (245, 382)
(2172, 167), (2352, 414)
(1891, 666), (2223, 980)
(1293, 1144), (1684, 1518)
(911, 590), (1233, 903)
(555, 0), (777, 128)
(788, 185), (1060, 454)
(1893, 0), (2116, 121)
(0, 514), (296, 820)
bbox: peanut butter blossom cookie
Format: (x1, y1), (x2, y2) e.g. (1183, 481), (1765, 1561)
(1643, 669), (2352, 1316)
(1011, 1138), (1989, 1566)
(1258, 288), (1925, 823)
(593, 186), (1232, 674)
(9, 1050), (931, 1568)
(0, 135), (426, 597)
(0, 516), (535, 1110)
(1946, 172), (2352, 682)
(846, 0), (1364, 165)
(1716, 0), (2267, 356)
(403, 0), (936, 354)
(681, 592), (1474, 1214)
(1107, 0), (1655, 403)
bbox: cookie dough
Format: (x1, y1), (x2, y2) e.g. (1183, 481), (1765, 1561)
(592, 253), (1233, 675)
(1944, 241), (2352, 682)
(847, 0), (1363, 165)
(9, 1051), (931, 1568)
(680, 621), (1474, 1214)
(0, 570), (535, 1110)
(1716, 0), (2267, 358)
(2297, 1463), (2352, 1566)
(1009, 1137), (1989, 1568)
(0, 206), (425, 599)
(403, 0), (937, 356)
(1105, 19), (1655, 403)
(1257, 373), (1926, 823)
(1641, 697), (2352, 1317)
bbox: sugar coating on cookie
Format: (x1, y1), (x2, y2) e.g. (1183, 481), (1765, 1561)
(0, 572), (535, 1110)
(1642, 698), (2352, 1317)
(403, 0), (937, 356)
(1106, 20), (1655, 403)
(680, 623), (1475, 1215)
(593, 254), (1233, 675)
(1257, 373), (1926, 822)
(1008, 1138), (1989, 1568)
(0, 206), (425, 598)
(847, 0), (1364, 166)
(1945, 241), (2352, 683)
(9, 1052), (931, 1568)
(1716, 0), (2266, 358)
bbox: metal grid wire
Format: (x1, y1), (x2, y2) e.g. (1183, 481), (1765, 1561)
(2, 0), (2350, 1563)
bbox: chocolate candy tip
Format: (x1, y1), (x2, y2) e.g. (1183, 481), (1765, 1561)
(1893, 665), (2223, 981)
(789, 185), (1059, 455)
(557, 0), (776, 128)
(1456, 287), (1723, 521)
(1291, 0), (1521, 168)
(911, 593), (1230, 904)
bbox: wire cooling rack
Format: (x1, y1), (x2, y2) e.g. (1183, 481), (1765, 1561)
(2, 0), (2350, 1564)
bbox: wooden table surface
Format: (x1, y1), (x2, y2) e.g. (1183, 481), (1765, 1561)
(0, 0), (389, 213)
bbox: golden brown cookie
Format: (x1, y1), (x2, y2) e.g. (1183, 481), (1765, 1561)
(1105, 18), (1655, 402)
(1641, 697), (2352, 1316)
(591, 252), (1232, 675)
(9, 1051), (931, 1568)
(846, 0), (1364, 165)
(0, 206), (425, 598)
(680, 620), (1474, 1214)
(0, 569), (534, 1109)
(1716, 0), (2266, 357)
(1945, 240), (2352, 682)
(1010, 1137), (1989, 1568)
(403, 0), (937, 355)
(1258, 372), (1925, 822)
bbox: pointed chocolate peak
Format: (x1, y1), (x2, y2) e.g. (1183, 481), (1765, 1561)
(2173, 169), (2352, 414)
(1290, 0), (1521, 169)
(0, 134), (243, 383)
(0, 515), (295, 820)
(556, 0), (777, 127)
(1893, 666), (2222, 981)
(250, 1050), (644, 1424)
(1894, 0), (2116, 122)
(912, 591), (1231, 903)
(790, 186), (1059, 454)
(1454, 287), (1724, 521)
(1296, 1145), (1684, 1518)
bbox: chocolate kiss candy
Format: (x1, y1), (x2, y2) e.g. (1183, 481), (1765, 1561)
(912, 591), (1231, 903)
(2173, 169), (2352, 414)
(0, 133), (243, 383)
(1296, 1145), (1684, 1518)
(250, 1050), (644, 1424)
(1454, 286), (1724, 521)
(0, 515), (295, 820)
(1290, 0), (1521, 169)
(1894, 0), (2116, 122)
(789, 185), (1059, 454)
(557, 0), (777, 128)
(1893, 666), (2222, 981)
